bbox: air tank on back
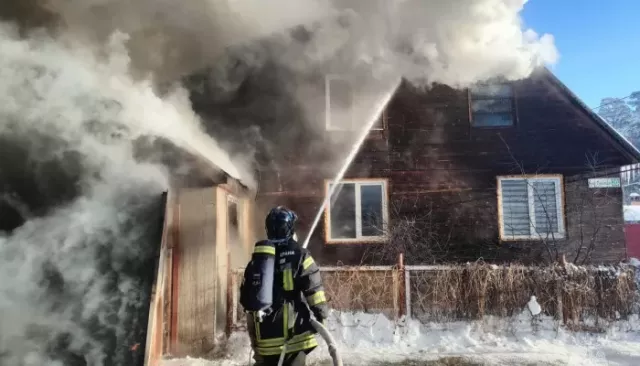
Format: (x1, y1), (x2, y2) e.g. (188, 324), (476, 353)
(240, 240), (276, 312)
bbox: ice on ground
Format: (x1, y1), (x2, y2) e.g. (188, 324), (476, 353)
(162, 310), (640, 366)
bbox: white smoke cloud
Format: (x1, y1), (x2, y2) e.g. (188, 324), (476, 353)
(0, 24), (250, 184)
(0, 21), (245, 365)
(379, 0), (558, 87)
(0, 177), (165, 365)
(182, 0), (558, 149)
(43, 0), (332, 81)
(40, 0), (557, 89)
(203, 0), (558, 86)
(0, 0), (559, 364)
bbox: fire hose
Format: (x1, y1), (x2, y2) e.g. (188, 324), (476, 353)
(310, 318), (343, 366)
(276, 318), (343, 366)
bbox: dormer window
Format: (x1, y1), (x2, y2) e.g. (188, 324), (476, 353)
(326, 76), (354, 131)
(469, 83), (515, 127)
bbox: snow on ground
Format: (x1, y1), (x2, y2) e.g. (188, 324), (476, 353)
(623, 205), (640, 222)
(163, 306), (640, 366)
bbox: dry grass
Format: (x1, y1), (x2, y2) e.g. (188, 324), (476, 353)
(231, 263), (638, 332)
(410, 265), (557, 322)
(322, 269), (397, 319)
(322, 263), (638, 329)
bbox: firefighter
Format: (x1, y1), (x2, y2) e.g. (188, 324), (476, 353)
(240, 206), (329, 366)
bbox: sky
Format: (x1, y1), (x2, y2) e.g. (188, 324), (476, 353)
(522, 0), (640, 109)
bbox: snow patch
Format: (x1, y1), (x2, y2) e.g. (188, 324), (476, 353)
(527, 296), (542, 316)
(624, 205), (640, 222)
(163, 311), (640, 366)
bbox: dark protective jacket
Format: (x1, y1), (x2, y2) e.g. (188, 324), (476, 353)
(242, 238), (329, 357)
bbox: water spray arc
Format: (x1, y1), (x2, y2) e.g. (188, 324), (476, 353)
(301, 79), (400, 249)
(296, 80), (400, 366)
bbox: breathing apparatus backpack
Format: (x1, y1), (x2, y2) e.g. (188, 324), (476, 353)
(240, 240), (278, 313)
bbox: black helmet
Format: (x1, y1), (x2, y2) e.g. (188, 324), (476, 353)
(265, 206), (298, 241)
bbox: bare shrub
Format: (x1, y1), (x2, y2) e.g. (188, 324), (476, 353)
(322, 269), (398, 320)
(361, 197), (453, 265)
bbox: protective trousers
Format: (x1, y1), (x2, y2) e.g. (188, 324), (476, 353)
(247, 316), (307, 366)
(253, 352), (306, 366)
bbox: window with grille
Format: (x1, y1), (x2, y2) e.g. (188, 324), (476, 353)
(497, 176), (565, 240)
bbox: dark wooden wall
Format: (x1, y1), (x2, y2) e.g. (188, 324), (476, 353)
(252, 71), (634, 265)
(185, 63), (634, 265)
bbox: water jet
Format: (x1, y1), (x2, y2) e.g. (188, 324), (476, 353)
(302, 78), (400, 249)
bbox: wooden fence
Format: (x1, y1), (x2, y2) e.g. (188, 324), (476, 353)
(228, 260), (638, 332)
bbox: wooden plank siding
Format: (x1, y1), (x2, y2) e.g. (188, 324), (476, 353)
(155, 178), (257, 359)
(256, 72), (634, 265)
(173, 188), (218, 357)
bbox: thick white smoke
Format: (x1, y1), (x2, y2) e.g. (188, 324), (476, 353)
(43, 0), (332, 82)
(261, 0), (558, 87)
(0, 22), (249, 366)
(40, 0), (557, 89)
(0, 0), (558, 365)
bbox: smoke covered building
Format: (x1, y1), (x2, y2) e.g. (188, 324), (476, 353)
(190, 66), (640, 266)
(142, 64), (640, 363)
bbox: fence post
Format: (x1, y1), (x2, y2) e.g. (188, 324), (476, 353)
(392, 272), (399, 320)
(405, 268), (411, 320)
(392, 256), (400, 320)
(397, 253), (406, 318)
(555, 276), (563, 324)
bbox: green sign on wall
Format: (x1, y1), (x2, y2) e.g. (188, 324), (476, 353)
(588, 177), (621, 188)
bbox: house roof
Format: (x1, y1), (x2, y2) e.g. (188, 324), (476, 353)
(139, 138), (252, 190)
(372, 68), (640, 164)
(541, 67), (640, 163)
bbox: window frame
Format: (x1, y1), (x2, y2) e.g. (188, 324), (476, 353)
(468, 82), (518, 128)
(325, 75), (355, 131)
(325, 75), (388, 132)
(497, 174), (566, 241)
(323, 178), (389, 244)
(370, 109), (386, 131)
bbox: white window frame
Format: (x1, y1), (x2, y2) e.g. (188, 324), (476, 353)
(497, 175), (566, 241)
(325, 75), (355, 131)
(324, 178), (389, 243)
(370, 110), (386, 131)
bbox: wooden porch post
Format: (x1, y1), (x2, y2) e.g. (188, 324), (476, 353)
(169, 199), (181, 355)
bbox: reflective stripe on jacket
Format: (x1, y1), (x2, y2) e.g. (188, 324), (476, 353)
(248, 239), (329, 356)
